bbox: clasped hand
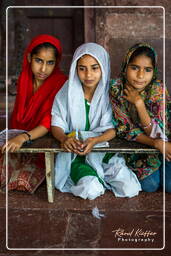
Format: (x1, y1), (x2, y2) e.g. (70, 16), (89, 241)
(61, 137), (96, 155)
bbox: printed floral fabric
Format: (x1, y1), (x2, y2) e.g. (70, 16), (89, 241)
(0, 153), (45, 193)
(109, 78), (171, 180)
(109, 42), (171, 180)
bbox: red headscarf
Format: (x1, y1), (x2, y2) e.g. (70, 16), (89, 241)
(10, 34), (67, 130)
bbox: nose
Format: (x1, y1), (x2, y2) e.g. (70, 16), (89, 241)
(41, 62), (46, 72)
(137, 69), (144, 79)
(85, 69), (92, 78)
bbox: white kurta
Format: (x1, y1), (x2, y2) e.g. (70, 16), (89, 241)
(51, 43), (141, 199)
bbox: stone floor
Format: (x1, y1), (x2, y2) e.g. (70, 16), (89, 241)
(0, 87), (171, 256)
(0, 184), (171, 256)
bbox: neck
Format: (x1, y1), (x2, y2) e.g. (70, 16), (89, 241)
(83, 85), (97, 102)
(33, 79), (43, 92)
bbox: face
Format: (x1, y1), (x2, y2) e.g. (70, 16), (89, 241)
(28, 47), (56, 85)
(126, 54), (154, 92)
(77, 54), (102, 90)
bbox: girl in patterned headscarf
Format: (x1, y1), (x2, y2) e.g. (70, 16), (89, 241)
(110, 42), (171, 192)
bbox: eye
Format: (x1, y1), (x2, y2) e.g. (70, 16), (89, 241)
(129, 65), (139, 71)
(78, 66), (85, 71)
(34, 58), (42, 63)
(92, 66), (99, 71)
(47, 60), (55, 65)
(145, 67), (153, 72)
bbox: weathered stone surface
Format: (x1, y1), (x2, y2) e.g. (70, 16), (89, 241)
(7, 209), (68, 249)
(65, 212), (101, 248)
(1, 187), (171, 255)
(100, 211), (163, 248)
(94, 0), (171, 14)
(96, 10), (163, 49)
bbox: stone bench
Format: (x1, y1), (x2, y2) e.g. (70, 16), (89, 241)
(16, 134), (159, 203)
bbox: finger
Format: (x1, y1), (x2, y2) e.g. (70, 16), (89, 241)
(166, 155), (171, 161)
(77, 150), (86, 156)
(10, 145), (19, 153)
(67, 139), (79, 150)
(7, 144), (17, 152)
(63, 144), (72, 152)
(74, 141), (82, 149)
(65, 140), (74, 149)
(70, 141), (80, 150)
(122, 95), (128, 100)
(81, 145), (91, 155)
(123, 89), (129, 95)
(125, 85), (134, 92)
(74, 139), (82, 146)
(126, 84), (135, 91)
(1, 144), (6, 153)
(4, 144), (11, 153)
(73, 149), (82, 155)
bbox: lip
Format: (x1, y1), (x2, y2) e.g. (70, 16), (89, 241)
(134, 81), (145, 85)
(37, 73), (47, 79)
(84, 80), (94, 84)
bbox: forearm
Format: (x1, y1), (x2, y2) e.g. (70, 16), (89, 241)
(93, 128), (116, 145)
(135, 99), (152, 135)
(1, 125), (48, 153)
(51, 126), (68, 143)
(135, 133), (155, 147)
(26, 125), (48, 141)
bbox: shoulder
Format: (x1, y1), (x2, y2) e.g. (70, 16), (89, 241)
(109, 78), (123, 97)
(147, 80), (163, 102)
(53, 80), (69, 103)
(110, 77), (122, 88)
(55, 80), (68, 96)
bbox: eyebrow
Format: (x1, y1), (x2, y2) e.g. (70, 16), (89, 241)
(128, 64), (153, 69)
(78, 64), (100, 67)
(34, 57), (55, 62)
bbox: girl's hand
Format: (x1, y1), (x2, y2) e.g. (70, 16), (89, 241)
(165, 142), (171, 161)
(1, 134), (26, 153)
(61, 137), (82, 154)
(123, 85), (143, 106)
(154, 139), (171, 161)
(78, 137), (96, 155)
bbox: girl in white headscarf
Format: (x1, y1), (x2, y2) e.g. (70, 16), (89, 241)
(51, 43), (141, 200)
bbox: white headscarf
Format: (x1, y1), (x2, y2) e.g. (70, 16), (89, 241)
(51, 42), (113, 132)
(51, 43), (114, 192)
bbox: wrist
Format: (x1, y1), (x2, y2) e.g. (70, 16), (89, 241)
(90, 136), (100, 145)
(20, 133), (29, 143)
(20, 132), (33, 146)
(134, 98), (143, 108)
(154, 139), (163, 150)
(60, 135), (68, 144)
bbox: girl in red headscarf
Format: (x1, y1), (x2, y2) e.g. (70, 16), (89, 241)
(0, 34), (67, 192)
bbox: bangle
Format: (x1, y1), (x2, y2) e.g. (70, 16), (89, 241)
(143, 122), (152, 129)
(22, 132), (32, 143)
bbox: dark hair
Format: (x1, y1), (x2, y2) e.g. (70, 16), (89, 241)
(31, 42), (58, 58)
(128, 46), (155, 68)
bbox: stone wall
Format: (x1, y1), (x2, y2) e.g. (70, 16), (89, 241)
(85, 0), (171, 93)
(1, 0), (171, 93)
